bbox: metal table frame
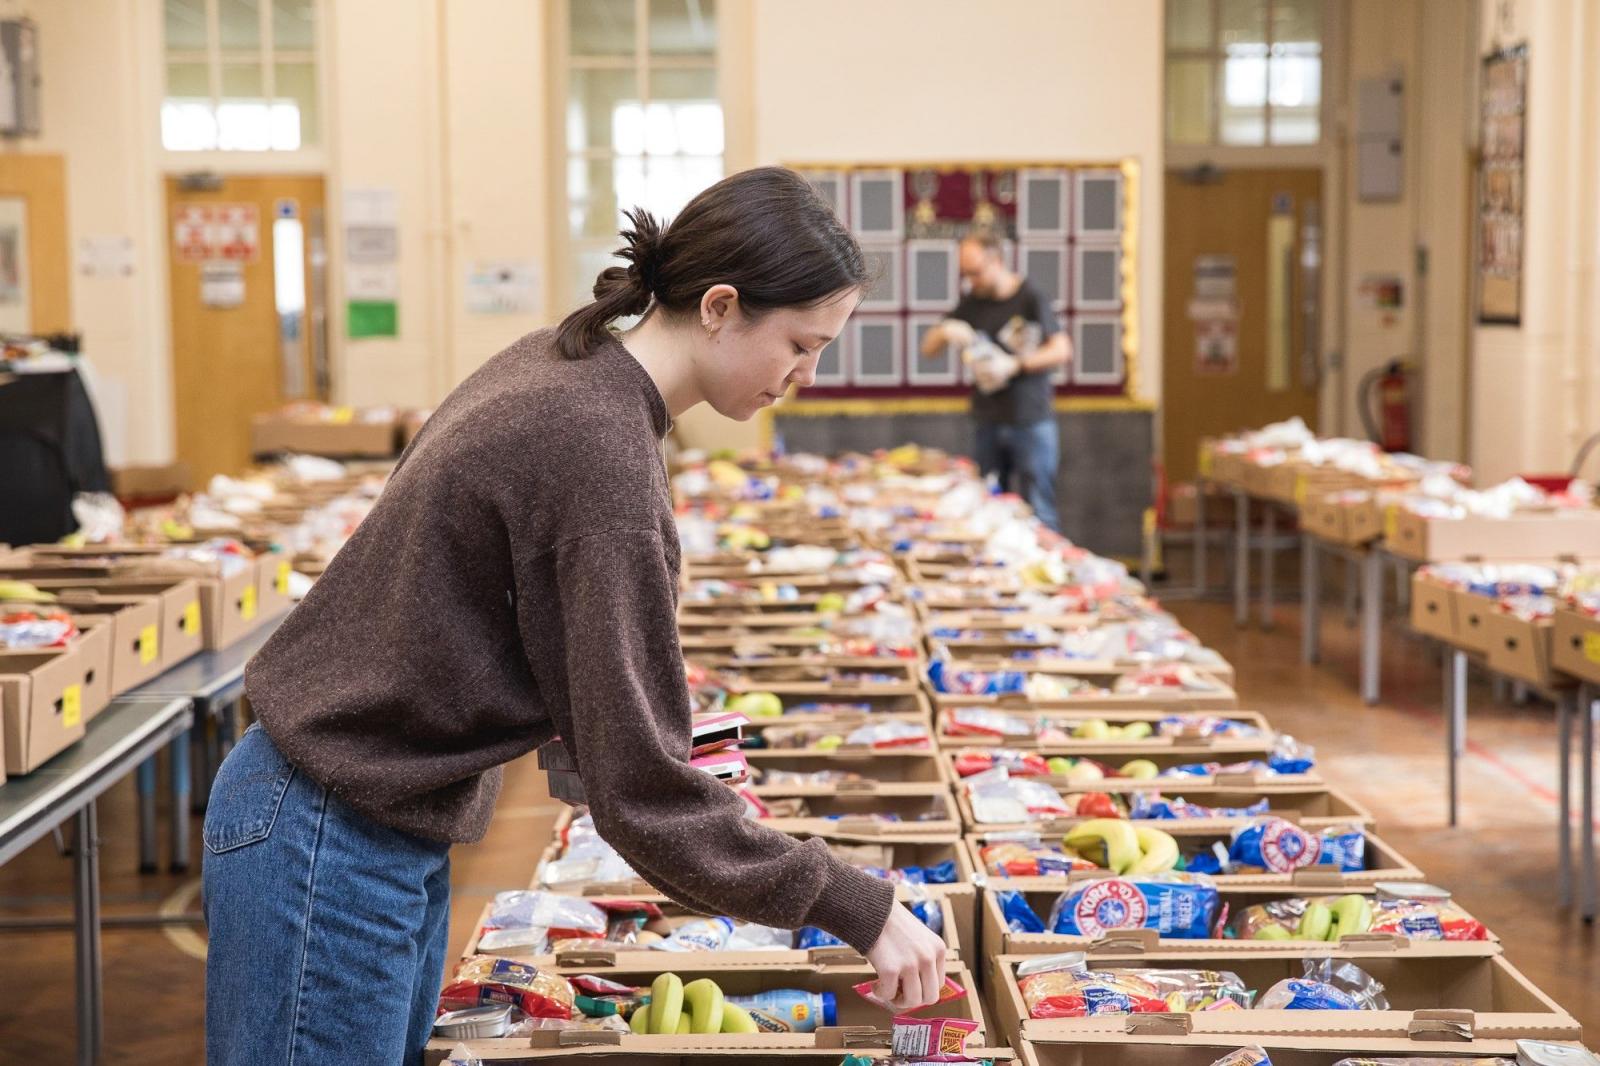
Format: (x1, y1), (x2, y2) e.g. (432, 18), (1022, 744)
(0, 695), (195, 1064)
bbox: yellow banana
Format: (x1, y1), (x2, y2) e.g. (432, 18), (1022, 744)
(1064, 818), (1142, 874)
(1128, 826), (1180, 874)
(649, 973), (683, 1034)
(629, 1006), (650, 1034)
(0, 580), (55, 604)
(683, 978), (725, 1035)
(720, 1002), (759, 1034)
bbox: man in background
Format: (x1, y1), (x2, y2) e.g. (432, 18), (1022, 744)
(921, 231), (1072, 531)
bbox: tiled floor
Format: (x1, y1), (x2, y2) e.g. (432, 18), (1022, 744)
(0, 595), (1593, 1062)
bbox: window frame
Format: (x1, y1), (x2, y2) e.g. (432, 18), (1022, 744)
(160, 0), (326, 160)
(554, 0), (724, 313)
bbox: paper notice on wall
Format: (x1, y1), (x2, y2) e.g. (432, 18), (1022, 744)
(343, 187), (398, 227)
(200, 261), (245, 308)
(465, 259), (539, 315)
(344, 263), (399, 301)
(1194, 316), (1238, 375)
(78, 235), (136, 278)
(173, 203), (259, 263)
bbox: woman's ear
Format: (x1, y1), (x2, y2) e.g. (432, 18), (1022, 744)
(700, 284), (740, 331)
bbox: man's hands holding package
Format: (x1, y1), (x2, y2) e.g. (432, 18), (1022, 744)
(972, 350), (1020, 394)
(864, 902), (948, 1011)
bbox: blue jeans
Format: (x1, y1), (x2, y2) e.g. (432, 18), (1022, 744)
(974, 419), (1061, 532)
(203, 724), (452, 1066)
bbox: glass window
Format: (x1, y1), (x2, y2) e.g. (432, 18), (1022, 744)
(1166, 0), (1322, 147)
(164, 0), (320, 151)
(564, 0), (723, 307)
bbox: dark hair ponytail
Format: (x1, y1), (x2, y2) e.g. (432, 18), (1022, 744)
(555, 166), (868, 360)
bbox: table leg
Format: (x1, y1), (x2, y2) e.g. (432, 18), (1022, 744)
(136, 756), (157, 875)
(1195, 483), (1209, 595)
(1234, 492), (1250, 628)
(170, 728), (191, 873)
(1344, 559), (1358, 627)
(1558, 689), (1574, 906)
(1583, 685), (1596, 923)
(74, 801), (103, 1066)
(1261, 505), (1277, 630)
(189, 724), (207, 815)
(1448, 649), (1468, 827)
(1301, 535), (1320, 664)
(1361, 551), (1382, 705)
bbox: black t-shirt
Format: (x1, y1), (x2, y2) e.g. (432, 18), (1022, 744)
(949, 280), (1060, 425)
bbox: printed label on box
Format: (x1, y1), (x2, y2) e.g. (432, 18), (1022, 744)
(62, 684), (82, 728)
(182, 601), (201, 635)
(241, 585), (258, 621)
(1294, 475), (1308, 507)
(276, 561), (292, 596)
(1384, 506), (1400, 541)
(140, 624), (160, 665)
(1585, 633), (1600, 665)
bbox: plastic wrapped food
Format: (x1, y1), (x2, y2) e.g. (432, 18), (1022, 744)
(965, 768), (1073, 823)
(438, 957), (575, 1020)
(1258, 959), (1389, 1011)
(1114, 664), (1224, 694)
(1188, 819), (1364, 875)
(477, 891), (608, 952)
(1046, 876), (1219, 939)
(1158, 716), (1260, 739)
(0, 610), (78, 650)
(845, 720), (930, 749)
(994, 890), (1047, 934)
(1210, 1049), (1272, 1066)
(927, 660), (1028, 695)
(1017, 954), (1252, 1018)
(979, 839), (1098, 878)
(1129, 793), (1271, 821)
(944, 706), (1034, 738)
(1368, 896), (1490, 940)
(891, 1015), (979, 1062)
(952, 748), (1051, 778)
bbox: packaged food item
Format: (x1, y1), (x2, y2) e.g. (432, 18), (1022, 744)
(1016, 953), (1252, 1018)
(1332, 1059), (1516, 1066)
(0, 609), (78, 649)
(952, 748), (1051, 778)
(845, 720), (930, 749)
(891, 1015), (979, 1062)
(1188, 819), (1365, 875)
(724, 922), (793, 951)
(1129, 794), (1271, 821)
(650, 916), (734, 952)
(438, 957), (575, 1020)
(478, 891), (608, 952)
(1158, 715), (1259, 739)
(1209, 1050), (1272, 1066)
(994, 890), (1047, 934)
(725, 989), (836, 1033)
(1368, 895), (1490, 940)
(853, 975), (968, 1012)
(979, 839), (1097, 878)
(965, 768), (1073, 822)
(927, 659), (1028, 695)
(944, 707), (1034, 738)
(1258, 959), (1389, 1011)
(1046, 876), (1219, 939)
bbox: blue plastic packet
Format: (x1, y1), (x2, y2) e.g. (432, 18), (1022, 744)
(921, 860), (958, 884)
(1227, 820), (1366, 873)
(1129, 794), (1271, 820)
(994, 890), (1047, 934)
(909, 898), (945, 935)
(1259, 978), (1364, 1010)
(795, 926), (846, 949)
(1046, 877), (1219, 939)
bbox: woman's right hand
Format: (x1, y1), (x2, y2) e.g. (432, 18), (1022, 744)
(863, 903), (948, 1011)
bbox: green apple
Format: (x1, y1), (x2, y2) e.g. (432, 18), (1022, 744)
(728, 692), (784, 718)
(1046, 756), (1075, 776)
(815, 592), (847, 614)
(816, 734), (844, 751)
(1120, 759), (1160, 780)
(1122, 721), (1154, 740)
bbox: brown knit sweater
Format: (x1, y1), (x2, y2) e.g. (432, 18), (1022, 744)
(245, 328), (895, 953)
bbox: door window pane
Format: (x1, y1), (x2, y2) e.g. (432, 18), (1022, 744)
(568, 68), (637, 153)
(1219, 0), (1266, 48)
(275, 61), (317, 147)
(1165, 0), (1212, 50)
(571, 0), (636, 56)
(648, 67), (723, 156)
(649, 0), (716, 55)
(217, 0), (262, 50)
(165, 0), (210, 51)
(1166, 58), (1214, 144)
(272, 0), (316, 50)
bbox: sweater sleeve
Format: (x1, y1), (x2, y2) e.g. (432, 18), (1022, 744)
(536, 526), (896, 953)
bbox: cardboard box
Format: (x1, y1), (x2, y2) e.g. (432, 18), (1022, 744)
(956, 781), (1373, 834)
(0, 623), (112, 773)
(1551, 605), (1600, 685)
(33, 590), (168, 695)
(946, 755), (1321, 794)
(937, 707), (1273, 752)
(744, 745), (951, 788)
(965, 828), (1421, 890)
(1483, 610), (1568, 691)
(980, 884), (1498, 960)
(931, 684), (1240, 714)
(751, 786), (962, 836)
(992, 950), (1578, 1044)
(250, 410), (399, 458)
(934, 653), (1237, 690)
(1384, 508), (1600, 563)
(110, 461), (193, 500)
(1303, 495), (1383, 547)
(1451, 589), (1497, 654)
(257, 553), (297, 618)
(1016, 1031), (1556, 1066)
(424, 962), (989, 1063)
(459, 893), (964, 969)
(679, 636), (923, 665)
(1408, 572), (1459, 643)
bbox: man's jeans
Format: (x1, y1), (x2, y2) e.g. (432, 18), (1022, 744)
(974, 418), (1061, 532)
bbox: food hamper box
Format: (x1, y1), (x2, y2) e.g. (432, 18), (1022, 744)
(928, 681), (1240, 714)
(945, 752), (1319, 791)
(249, 405), (400, 458)
(1016, 1031), (1575, 1066)
(1482, 609), (1571, 691)
(990, 948), (1579, 1045)
(1383, 509), (1600, 564)
(936, 707), (1276, 752)
(743, 740), (951, 788)
(423, 960), (991, 1063)
(2, 589), (170, 695)
(0, 619), (113, 774)
(980, 881), (1499, 959)
(934, 653), (1237, 690)
(955, 780), (1374, 834)
(1550, 604), (1600, 685)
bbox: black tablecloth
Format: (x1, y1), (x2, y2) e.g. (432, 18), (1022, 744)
(0, 366), (110, 545)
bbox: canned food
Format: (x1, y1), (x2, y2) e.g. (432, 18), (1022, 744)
(433, 1004), (513, 1040)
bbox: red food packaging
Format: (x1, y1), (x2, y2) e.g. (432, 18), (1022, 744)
(891, 1015), (979, 1062)
(853, 975), (967, 1012)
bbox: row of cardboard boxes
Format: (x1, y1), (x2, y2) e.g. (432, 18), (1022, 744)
(1410, 572), (1600, 691)
(0, 547), (294, 779)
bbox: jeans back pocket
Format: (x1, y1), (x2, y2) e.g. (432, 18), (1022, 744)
(203, 725), (297, 854)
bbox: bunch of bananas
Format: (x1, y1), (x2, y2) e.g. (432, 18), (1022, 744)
(1063, 820), (1180, 875)
(0, 580), (56, 604)
(628, 974), (759, 1035)
(1070, 719), (1155, 741)
(1254, 894), (1374, 941)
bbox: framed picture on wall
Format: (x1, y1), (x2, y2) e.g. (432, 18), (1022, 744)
(907, 313), (960, 385)
(850, 316), (903, 385)
(807, 170), (848, 225)
(1075, 170), (1123, 238)
(1476, 44), (1525, 325)
(813, 331), (849, 387)
(857, 243), (904, 312)
(1071, 315), (1124, 385)
(1021, 242), (1068, 313)
(906, 239), (959, 311)
(1018, 168), (1070, 238)
(850, 170), (904, 240)
(1073, 244), (1121, 311)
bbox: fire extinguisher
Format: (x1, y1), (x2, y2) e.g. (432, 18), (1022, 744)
(1358, 359), (1412, 453)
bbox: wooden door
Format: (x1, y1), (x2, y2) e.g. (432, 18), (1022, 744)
(167, 174), (325, 485)
(0, 153), (70, 334)
(1162, 168), (1322, 483)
